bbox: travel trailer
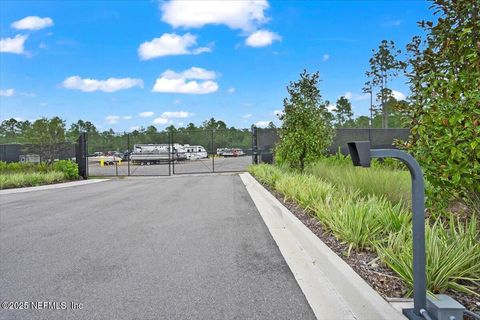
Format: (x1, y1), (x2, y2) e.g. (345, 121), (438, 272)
(130, 144), (187, 164)
(183, 145), (208, 160)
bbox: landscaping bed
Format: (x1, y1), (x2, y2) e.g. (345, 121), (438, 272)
(0, 160), (79, 189)
(249, 163), (480, 312)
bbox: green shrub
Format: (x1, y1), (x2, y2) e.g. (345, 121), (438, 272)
(0, 172), (66, 189)
(52, 160), (78, 180)
(377, 216), (480, 296)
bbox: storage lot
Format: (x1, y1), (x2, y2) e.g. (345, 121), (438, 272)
(87, 155), (252, 176)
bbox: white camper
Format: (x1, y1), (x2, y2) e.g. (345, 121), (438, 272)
(184, 145), (208, 160)
(130, 144), (186, 164)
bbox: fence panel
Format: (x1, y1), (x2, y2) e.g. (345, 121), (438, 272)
(171, 129), (213, 174)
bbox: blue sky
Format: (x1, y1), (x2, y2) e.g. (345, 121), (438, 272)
(0, 0), (433, 131)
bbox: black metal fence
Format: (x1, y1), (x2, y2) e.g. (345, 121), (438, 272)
(0, 142), (76, 163)
(1, 127), (410, 176)
(84, 129), (252, 177)
(253, 127), (410, 163)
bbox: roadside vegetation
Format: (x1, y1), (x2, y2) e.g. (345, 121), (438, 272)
(0, 160), (79, 189)
(249, 163), (480, 297)
(254, 0), (480, 303)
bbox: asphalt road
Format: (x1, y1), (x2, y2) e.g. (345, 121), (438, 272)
(0, 174), (315, 320)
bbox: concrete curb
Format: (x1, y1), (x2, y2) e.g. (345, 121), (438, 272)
(240, 172), (406, 320)
(0, 179), (109, 195)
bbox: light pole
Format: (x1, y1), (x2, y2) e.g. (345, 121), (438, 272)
(347, 141), (427, 320)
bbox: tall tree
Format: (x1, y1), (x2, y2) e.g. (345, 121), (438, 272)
(365, 40), (406, 128)
(399, 0), (480, 202)
(24, 117), (66, 162)
(276, 70), (334, 171)
(67, 120), (98, 141)
(333, 96), (354, 127)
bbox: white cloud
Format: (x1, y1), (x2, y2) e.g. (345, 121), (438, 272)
(11, 16), (54, 30)
(138, 33), (211, 60)
(61, 76), (143, 92)
(139, 111), (154, 118)
(153, 78), (218, 94)
(123, 115), (132, 120)
(227, 87), (235, 93)
(0, 35), (28, 54)
(39, 42), (47, 49)
(39, 102), (48, 107)
(392, 90), (406, 101)
(161, 111), (192, 119)
(130, 126), (140, 131)
(322, 54), (330, 61)
(161, 0), (269, 32)
(343, 91), (369, 101)
(245, 30), (281, 47)
(243, 114), (252, 119)
(162, 67), (217, 80)
(105, 115), (120, 124)
(0, 88), (15, 97)
(153, 117), (168, 125)
(14, 117), (24, 121)
(255, 121), (270, 128)
(173, 99), (181, 104)
(152, 67), (219, 94)
(273, 110), (284, 117)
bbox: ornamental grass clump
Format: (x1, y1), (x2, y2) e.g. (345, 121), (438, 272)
(377, 216), (480, 296)
(314, 194), (410, 255)
(306, 160), (411, 208)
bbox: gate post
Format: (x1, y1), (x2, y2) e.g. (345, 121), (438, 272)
(252, 125), (258, 164)
(75, 132), (88, 179)
(127, 133), (131, 176)
(211, 129), (215, 172)
(169, 131), (172, 176)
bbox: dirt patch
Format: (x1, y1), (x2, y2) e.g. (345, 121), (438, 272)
(261, 183), (480, 313)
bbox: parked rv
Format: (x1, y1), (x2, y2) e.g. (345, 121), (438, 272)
(184, 145), (208, 160)
(129, 144), (187, 164)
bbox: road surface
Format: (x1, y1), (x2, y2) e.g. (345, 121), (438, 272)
(0, 174), (315, 320)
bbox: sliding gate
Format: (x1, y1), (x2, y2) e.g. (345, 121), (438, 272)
(82, 129), (253, 177)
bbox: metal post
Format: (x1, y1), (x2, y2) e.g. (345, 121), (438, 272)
(127, 133), (130, 176)
(252, 125), (258, 164)
(370, 149), (426, 320)
(168, 132), (172, 176)
(211, 129), (215, 172)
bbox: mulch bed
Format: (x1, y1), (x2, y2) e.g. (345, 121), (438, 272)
(260, 183), (480, 313)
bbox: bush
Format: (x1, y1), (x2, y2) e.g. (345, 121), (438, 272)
(0, 172), (66, 189)
(52, 160), (79, 180)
